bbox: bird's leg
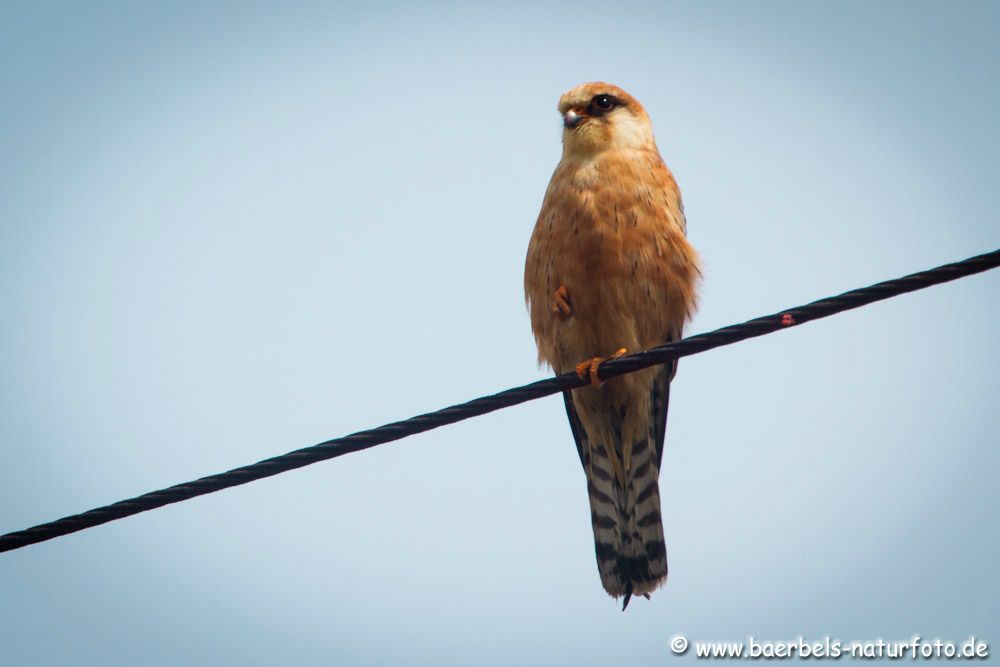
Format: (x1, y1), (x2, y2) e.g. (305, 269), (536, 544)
(575, 348), (628, 387)
(552, 285), (572, 316)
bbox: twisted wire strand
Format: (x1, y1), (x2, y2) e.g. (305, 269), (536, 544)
(2, 248), (997, 554)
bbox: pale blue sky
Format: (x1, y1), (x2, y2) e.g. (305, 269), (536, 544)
(1, 1), (997, 665)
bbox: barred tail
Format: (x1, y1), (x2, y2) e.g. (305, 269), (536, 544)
(586, 431), (667, 606)
(567, 378), (669, 609)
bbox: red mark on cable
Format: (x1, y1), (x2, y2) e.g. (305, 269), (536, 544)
(781, 313), (795, 326)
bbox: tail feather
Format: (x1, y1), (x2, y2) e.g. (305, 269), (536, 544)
(566, 376), (669, 604)
(586, 433), (667, 599)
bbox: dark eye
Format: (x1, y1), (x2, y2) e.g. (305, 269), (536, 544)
(592, 95), (614, 110)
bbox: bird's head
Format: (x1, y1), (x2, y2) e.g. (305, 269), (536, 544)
(557, 82), (655, 157)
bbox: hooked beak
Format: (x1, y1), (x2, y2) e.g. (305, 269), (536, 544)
(563, 109), (585, 129)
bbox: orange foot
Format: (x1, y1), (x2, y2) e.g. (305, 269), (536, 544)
(552, 285), (572, 316)
(575, 348), (628, 387)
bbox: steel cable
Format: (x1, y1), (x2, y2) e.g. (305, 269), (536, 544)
(2, 248), (997, 554)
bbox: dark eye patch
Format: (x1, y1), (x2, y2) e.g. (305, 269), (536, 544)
(587, 94), (622, 116)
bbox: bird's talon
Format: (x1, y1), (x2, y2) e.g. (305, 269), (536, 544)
(575, 348), (628, 387)
(552, 285), (572, 316)
(575, 357), (601, 386)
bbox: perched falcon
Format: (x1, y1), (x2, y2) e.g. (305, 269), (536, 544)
(524, 82), (700, 609)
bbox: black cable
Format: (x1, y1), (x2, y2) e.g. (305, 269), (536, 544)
(2, 248), (997, 554)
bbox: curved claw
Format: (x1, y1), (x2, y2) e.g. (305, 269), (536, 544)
(575, 348), (628, 387)
(552, 285), (572, 316)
